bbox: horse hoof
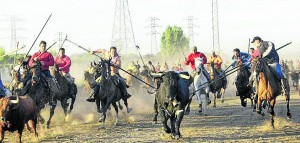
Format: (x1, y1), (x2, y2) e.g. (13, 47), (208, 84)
(221, 100), (224, 103)
(152, 121), (157, 124)
(213, 105), (216, 108)
(119, 105), (123, 110)
(185, 111), (190, 115)
(203, 113), (207, 116)
(287, 113), (292, 119)
(115, 122), (121, 126)
(127, 108), (132, 113)
(98, 117), (104, 122)
(164, 128), (171, 133)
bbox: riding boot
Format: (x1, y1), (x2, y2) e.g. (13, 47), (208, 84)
(119, 78), (131, 99)
(87, 84), (99, 102)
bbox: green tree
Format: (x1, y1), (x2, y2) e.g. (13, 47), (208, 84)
(160, 25), (189, 57)
(0, 47), (5, 62)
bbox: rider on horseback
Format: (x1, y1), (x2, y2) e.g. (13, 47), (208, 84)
(249, 36), (290, 96)
(87, 46), (131, 101)
(54, 48), (75, 98)
(208, 51), (227, 87)
(184, 46), (210, 81)
(28, 40), (55, 105)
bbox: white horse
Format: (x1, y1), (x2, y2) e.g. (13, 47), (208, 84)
(193, 57), (210, 115)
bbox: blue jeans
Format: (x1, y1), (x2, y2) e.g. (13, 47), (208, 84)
(42, 70), (52, 78)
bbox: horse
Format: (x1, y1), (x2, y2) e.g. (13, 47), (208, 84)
(185, 57), (210, 115)
(24, 60), (50, 124)
(125, 69), (141, 95)
(290, 70), (300, 95)
(46, 64), (78, 128)
(97, 58), (132, 128)
(209, 61), (227, 107)
(235, 58), (255, 109)
(148, 71), (190, 139)
(255, 58), (292, 127)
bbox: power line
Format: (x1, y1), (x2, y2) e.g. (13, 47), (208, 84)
(212, 0), (221, 55)
(146, 17), (160, 54)
(0, 15), (26, 52)
(111, 0), (136, 54)
(183, 16), (199, 46)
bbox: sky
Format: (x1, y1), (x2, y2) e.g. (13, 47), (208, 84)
(0, 0), (300, 59)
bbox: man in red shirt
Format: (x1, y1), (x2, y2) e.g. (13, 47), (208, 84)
(184, 46), (210, 81)
(55, 48), (75, 98)
(29, 41), (54, 78)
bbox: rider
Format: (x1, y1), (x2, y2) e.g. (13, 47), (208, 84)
(87, 46), (131, 101)
(208, 51), (227, 87)
(251, 36), (290, 96)
(28, 40), (55, 105)
(54, 48), (75, 98)
(184, 46), (210, 81)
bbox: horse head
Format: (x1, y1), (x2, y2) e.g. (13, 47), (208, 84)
(194, 57), (204, 74)
(30, 60), (42, 85)
(100, 58), (112, 80)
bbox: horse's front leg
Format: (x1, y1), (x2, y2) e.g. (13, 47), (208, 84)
(256, 97), (263, 116)
(47, 100), (57, 129)
(270, 99), (276, 128)
(153, 97), (159, 124)
(285, 94), (292, 119)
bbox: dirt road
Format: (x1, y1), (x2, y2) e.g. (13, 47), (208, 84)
(3, 85), (300, 143)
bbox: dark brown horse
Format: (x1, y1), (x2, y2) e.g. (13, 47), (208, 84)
(255, 58), (292, 127)
(209, 61), (227, 107)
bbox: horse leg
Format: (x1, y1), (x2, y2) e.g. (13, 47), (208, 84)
(160, 108), (171, 133)
(256, 97), (264, 116)
(95, 95), (102, 113)
(270, 99), (276, 128)
(153, 97), (159, 124)
(195, 91), (202, 113)
(47, 100), (57, 129)
(122, 98), (132, 113)
(99, 100), (108, 129)
(68, 96), (76, 114)
(118, 101), (123, 110)
(286, 94), (292, 119)
(201, 93), (208, 116)
(62, 98), (68, 117)
(111, 102), (120, 126)
(221, 88), (225, 103)
(213, 93), (216, 108)
(174, 110), (184, 139)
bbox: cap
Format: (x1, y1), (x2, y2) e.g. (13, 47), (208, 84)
(251, 36), (262, 43)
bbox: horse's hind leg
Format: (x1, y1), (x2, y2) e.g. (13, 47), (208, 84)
(118, 101), (123, 110)
(47, 100), (57, 129)
(286, 94), (292, 119)
(122, 98), (132, 113)
(153, 97), (159, 124)
(213, 93), (216, 108)
(201, 93), (208, 116)
(195, 91), (202, 113)
(62, 98), (69, 117)
(221, 88), (225, 103)
(68, 96), (76, 114)
(99, 100), (108, 129)
(270, 99), (276, 128)
(111, 102), (120, 126)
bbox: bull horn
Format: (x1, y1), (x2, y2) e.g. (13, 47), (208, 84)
(147, 89), (157, 94)
(10, 94), (19, 104)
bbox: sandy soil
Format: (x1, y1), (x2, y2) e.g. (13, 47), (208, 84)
(2, 80), (300, 143)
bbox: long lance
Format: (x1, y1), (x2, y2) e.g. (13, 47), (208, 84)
(60, 35), (68, 49)
(247, 38), (250, 54)
(135, 46), (146, 67)
(191, 42), (292, 96)
(0, 46), (25, 58)
(66, 39), (156, 89)
(8, 14), (52, 87)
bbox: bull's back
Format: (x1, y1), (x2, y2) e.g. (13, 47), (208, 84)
(19, 96), (38, 121)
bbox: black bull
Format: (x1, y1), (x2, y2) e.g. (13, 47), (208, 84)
(0, 95), (38, 143)
(148, 71), (190, 139)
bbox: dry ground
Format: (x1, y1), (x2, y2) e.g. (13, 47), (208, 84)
(2, 81), (300, 143)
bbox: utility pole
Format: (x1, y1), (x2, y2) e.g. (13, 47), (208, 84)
(0, 15), (26, 52)
(184, 16), (199, 46)
(212, 0), (221, 55)
(111, 0), (136, 54)
(146, 17), (160, 54)
(55, 32), (67, 49)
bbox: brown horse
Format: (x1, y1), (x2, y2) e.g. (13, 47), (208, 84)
(256, 58), (292, 127)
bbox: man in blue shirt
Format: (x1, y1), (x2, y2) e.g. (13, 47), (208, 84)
(231, 48), (251, 68)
